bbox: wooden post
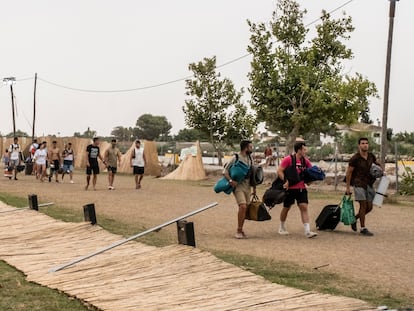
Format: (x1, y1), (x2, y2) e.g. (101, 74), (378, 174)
(83, 203), (97, 225)
(176, 220), (196, 247)
(28, 194), (38, 211)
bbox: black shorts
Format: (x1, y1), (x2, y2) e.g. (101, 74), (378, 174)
(51, 160), (60, 172)
(133, 166), (144, 175)
(283, 188), (308, 208)
(107, 166), (117, 174)
(86, 165), (100, 175)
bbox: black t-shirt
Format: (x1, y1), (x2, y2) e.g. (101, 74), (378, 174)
(86, 144), (100, 166)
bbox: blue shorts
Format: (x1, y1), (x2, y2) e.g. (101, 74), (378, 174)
(63, 163), (73, 172)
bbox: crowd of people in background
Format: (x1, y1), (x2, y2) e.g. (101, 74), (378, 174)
(2, 137), (146, 191)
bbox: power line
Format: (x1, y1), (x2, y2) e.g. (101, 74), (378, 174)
(23, 0), (354, 94)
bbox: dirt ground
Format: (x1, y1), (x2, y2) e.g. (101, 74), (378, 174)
(1, 169), (413, 303)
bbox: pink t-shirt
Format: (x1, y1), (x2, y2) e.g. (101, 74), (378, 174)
(280, 155), (312, 189)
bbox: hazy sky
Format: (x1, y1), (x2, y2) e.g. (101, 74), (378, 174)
(0, 0), (412, 138)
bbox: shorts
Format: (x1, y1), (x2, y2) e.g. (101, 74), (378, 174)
(107, 166), (117, 174)
(9, 159), (19, 168)
(86, 165), (99, 175)
(51, 160), (60, 172)
(233, 181), (250, 205)
(62, 163), (73, 173)
(283, 188), (308, 208)
(354, 185), (375, 202)
(133, 166), (144, 175)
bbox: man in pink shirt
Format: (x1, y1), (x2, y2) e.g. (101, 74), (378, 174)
(276, 141), (317, 238)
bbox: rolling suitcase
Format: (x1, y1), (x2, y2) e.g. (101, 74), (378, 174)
(316, 204), (340, 230)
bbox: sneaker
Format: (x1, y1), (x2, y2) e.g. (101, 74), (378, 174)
(278, 227), (289, 235)
(70, 180), (74, 184)
(360, 228), (374, 236)
(234, 231), (247, 239)
(351, 222), (357, 232)
(306, 231), (318, 238)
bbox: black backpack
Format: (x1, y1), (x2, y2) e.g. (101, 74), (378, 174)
(284, 155), (306, 186)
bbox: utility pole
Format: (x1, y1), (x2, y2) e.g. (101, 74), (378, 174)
(380, 0), (399, 166)
(32, 73), (37, 140)
(3, 77), (17, 137)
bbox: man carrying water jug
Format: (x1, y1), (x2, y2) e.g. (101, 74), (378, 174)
(345, 137), (383, 236)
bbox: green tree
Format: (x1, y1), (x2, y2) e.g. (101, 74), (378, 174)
(111, 126), (134, 141)
(174, 128), (209, 142)
(247, 0), (378, 152)
(73, 127), (96, 138)
(340, 132), (379, 154)
(6, 130), (29, 138)
(134, 114), (172, 141)
(183, 56), (256, 165)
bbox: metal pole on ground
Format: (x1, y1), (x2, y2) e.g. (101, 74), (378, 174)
(50, 202), (218, 273)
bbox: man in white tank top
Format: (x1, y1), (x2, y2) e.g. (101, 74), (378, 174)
(130, 140), (146, 189)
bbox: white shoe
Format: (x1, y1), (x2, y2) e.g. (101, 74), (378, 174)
(306, 231), (318, 238)
(278, 227), (289, 235)
(70, 180), (74, 184)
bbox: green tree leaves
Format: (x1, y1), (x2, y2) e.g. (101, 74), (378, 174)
(183, 56), (256, 164)
(247, 0), (378, 151)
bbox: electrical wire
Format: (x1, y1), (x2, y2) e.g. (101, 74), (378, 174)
(21, 0), (354, 94)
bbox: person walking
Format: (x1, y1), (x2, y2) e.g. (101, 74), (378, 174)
(130, 140), (146, 189)
(34, 141), (48, 182)
(28, 138), (39, 176)
(345, 137), (382, 236)
(48, 140), (62, 182)
(61, 142), (75, 183)
(8, 137), (22, 180)
(277, 141), (317, 238)
(3, 150), (9, 168)
(222, 139), (256, 239)
(104, 139), (122, 190)
(264, 145), (273, 168)
(85, 137), (105, 191)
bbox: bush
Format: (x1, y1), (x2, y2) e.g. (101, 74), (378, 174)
(399, 167), (414, 195)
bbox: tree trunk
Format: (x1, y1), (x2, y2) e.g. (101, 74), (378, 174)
(286, 124), (300, 155)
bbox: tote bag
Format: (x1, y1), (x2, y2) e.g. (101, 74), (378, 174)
(340, 195), (356, 225)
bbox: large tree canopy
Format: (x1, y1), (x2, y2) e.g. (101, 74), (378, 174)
(111, 126), (134, 141)
(247, 0), (378, 150)
(183, 56), (255, 164)
(134, 114), (172, 141)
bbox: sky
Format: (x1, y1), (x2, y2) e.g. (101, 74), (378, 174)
(0, 0), (412, 138)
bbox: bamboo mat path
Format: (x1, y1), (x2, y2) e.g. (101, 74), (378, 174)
(0, 205), (376, 311)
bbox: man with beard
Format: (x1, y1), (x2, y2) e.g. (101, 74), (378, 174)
(345, 137), (382, 236)
(222, 139), (256, 239)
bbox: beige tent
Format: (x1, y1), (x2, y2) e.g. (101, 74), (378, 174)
(117, 140), (161, 176)
(162, 141), (206, 181)
(1, 137), (160, 176)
